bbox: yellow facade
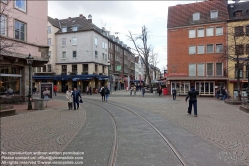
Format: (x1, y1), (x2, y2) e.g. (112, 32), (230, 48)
(227, 20), (249, 98)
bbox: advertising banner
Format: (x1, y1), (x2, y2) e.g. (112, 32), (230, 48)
(40, 83), (53, 99)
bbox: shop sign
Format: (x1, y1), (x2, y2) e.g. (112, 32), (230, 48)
(168, 73), (187, 76)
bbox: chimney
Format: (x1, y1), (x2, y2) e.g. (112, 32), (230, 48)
(79, 14), (83, 18)
(88, 14), (92, 23)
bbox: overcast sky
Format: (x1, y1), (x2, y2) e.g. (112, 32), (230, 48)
(48, 0), (236, 71)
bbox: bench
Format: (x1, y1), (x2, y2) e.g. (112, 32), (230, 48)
(0, 105), (16, 117)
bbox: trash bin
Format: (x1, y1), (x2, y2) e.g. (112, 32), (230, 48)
(34, 99), (44, 110)
(163, 88), (168, 95)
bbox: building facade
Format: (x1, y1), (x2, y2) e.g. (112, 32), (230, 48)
(227, 1), (249, 98)
(167, 0), (229, 96)
(0, 0), (49, 97)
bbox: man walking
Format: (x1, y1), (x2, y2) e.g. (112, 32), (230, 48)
(185, 86), (199, 117)
(100, 85), (105, 101)
(172, 88), (177, 100)
(104, 86), (110, 101)
(71, 87), (82, 110)
(53, 85), (57, 96)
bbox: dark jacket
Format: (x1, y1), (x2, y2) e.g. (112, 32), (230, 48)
(185, 88), (199, 101)
(172, 89), (177, 94)
(71, 90), (81, 102)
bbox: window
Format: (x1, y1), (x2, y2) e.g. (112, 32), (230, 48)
(105, 42), (107, 49)
(206, 63), (213, 76)
(62, 51), (66, 59)
(246, 44), (249, 54)
(48, 51), (51, 58)
(189, 64), (196, 76)
(33, 67), (36, 73)
(48, 38), (51, 46)
(72, 37), (77, 45)
(216, 63), (222, 76)
(37, 67), (41, 72)
(102, 53), (104, 60)
(105, 54), (107, 61)
(189, 29), (196, 38)
(62, 65), (67, 74)
(207, 44), (214, 53)
(206, 27), (214, 36)
(83, 64), (88, 73)
(235, 64), (243, 78)
(210, 10), (218, 18)
(14, 20), (26, 41)
(62, 27), (67, 32)
(0, 15), (7, 36)
(102, 41), (105, 48)
(95, 51), (98, 59)
(193, 13), (200, 21)
(15, 0), (26, 12)
(235, 45), (244, 55)
(246, 26), (249, 36)
(62, 38), (66, 46)
(73, 51), (77, 58)
(235, 26), (243, 36)
(95, 64), (98, 73)
(216, 44), (223, 53)
(95, 37), (98, 46)
(197, 63), (204, 76)
(48, 64), (51, 72)
(72, 65), (77, 74)
(216, 27), (223, 36)
(189, 46), (196, 54)
(72, 26), (77, 31)
(197, 28), (204, 37)
(43, 65), (46, 72)
(47, 26), (51, 34)
(197, 45), (204, 54)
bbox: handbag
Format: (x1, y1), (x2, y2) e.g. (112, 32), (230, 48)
(79, 99), (83, 103)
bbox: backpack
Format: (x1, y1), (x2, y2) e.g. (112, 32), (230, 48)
(104, 88), (108, 94)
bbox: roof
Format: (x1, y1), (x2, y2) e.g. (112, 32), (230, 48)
(48, 16), (60, 29)
(227, 1), (249, 21)
(167, 0), (229, 28)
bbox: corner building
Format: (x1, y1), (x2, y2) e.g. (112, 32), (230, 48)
(167, 0), (228, 96)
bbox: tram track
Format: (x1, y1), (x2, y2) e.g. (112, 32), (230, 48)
(83, 98), (189, 166)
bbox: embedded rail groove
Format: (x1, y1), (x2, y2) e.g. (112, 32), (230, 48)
(84, 98), (189, 166)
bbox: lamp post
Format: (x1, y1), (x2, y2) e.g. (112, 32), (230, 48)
(26, 53), (34, 110)
(107, 60), (112, 93)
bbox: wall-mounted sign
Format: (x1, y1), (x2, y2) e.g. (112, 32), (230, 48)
(117, 65), (121, 71)
(166, 73), (187, 77)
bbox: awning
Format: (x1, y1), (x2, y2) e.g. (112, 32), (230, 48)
(96, 76), (109, 80)
(33, 76), (53, 80)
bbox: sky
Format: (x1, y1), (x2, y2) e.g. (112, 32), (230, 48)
(48, 0), (237, 72)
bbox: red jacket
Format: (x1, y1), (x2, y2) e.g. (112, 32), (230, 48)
(53, 86), (58, 91)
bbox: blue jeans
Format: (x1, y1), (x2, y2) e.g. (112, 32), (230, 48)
(105, 94), (109, 100)
(223, 94), (227, 100)
(188, 100), (197, 115)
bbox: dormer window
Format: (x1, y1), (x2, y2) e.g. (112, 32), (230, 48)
(72, 26), (78, 31)
(234, 9), (243, 17)
(193, 12), (200, 21)
(210, 10), (218, 19)
(62, 27), (67, 32)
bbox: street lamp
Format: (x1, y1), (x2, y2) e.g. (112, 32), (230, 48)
(107, 60), (111, 93)
(26, 53), (34, 110)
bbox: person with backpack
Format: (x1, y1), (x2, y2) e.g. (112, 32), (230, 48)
(104, 86), (110, 101)
(100, 85), (105, 101)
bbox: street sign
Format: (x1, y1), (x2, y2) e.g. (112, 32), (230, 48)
(117, 65), (121, 71)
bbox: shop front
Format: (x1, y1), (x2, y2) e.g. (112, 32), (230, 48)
(228, 79), (248, 98)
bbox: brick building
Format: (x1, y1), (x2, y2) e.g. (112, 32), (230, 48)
(167, 0), (229, 96)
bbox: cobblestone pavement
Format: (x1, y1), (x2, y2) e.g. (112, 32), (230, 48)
(1, 98), (86, 166)
(86, 90), (249, 165)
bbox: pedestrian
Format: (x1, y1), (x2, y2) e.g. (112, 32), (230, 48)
(43, 88), (50, 107)
(158, 85), (162, 96)
(100, 85), (105, 101)
(172, 88), (177, 100)
(33, 86), (37, 94)
(222, 87), (227, 100)
(114, 85), (117, 91)
(133, 85), (136, 96)
(185, 85), (199, 117)
(86, 86), (89, 95)
(71, 87), (82, 110)
(216, 87), (220, 99)
(89, 86), (92, 95)
(130, 85), (133, 96)
(5, 86), (13, 95)
(53, 85), (57, 96)
(105, 86), (110, 101)
(66, 88), (73, 110)
(141, 86), (145, 97)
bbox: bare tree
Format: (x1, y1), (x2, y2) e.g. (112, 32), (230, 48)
(127, 26), (153, 92)
(216, 22), (249, 101)
(0, 0), (25, 58)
